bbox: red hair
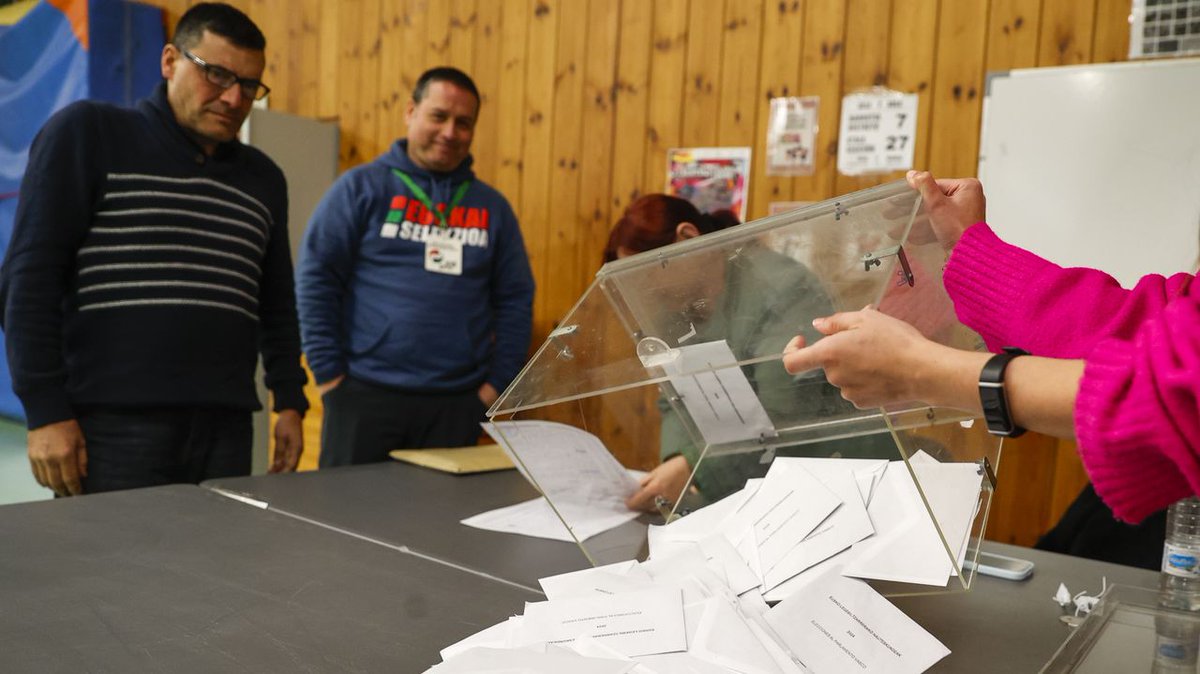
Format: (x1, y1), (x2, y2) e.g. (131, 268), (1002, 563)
(603, 194), (740, 263)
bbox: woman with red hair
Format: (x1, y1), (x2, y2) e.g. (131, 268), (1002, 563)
(605, 194), (892, 512)
(603, 194), (740, 263)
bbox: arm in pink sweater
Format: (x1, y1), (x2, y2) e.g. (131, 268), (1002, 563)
(944, 223), (1199, 523)
(1075, 291), (1200, 523)
(943, 223), (1192, 358)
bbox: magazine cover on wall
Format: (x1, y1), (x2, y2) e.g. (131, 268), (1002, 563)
(665, 147), (751, 221)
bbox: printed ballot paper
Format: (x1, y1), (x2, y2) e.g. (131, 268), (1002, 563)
(766, 572), (950, 674)
(662, 340), (775, 447)
(460, 421), (641, 542)
(432, 531), (951, 674)
(437, 452), (975, 674)
(513, 587), (688, 657)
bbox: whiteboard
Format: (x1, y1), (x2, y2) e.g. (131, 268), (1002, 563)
(978, 58), (1200, 288)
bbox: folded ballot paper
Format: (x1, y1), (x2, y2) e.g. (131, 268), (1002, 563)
(435, 450), (983, 672)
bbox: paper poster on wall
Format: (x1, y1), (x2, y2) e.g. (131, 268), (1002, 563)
(766, 96), (819, 176)
(665, 147), (751, 221)
(836, 89), (918, 176)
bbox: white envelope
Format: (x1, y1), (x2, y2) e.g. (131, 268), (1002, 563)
(765, 572), (950, 674)
(428, 646), (636, 674)
(515, 587), (688, 658)
(760, 459), (875, 591)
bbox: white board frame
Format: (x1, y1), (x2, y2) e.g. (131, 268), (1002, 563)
(978, 58), (1200, 288)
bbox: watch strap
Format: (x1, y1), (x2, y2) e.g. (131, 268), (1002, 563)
(979, 346), (1029, 437)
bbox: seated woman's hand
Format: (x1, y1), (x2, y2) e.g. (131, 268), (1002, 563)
(625, 454), (692, 513)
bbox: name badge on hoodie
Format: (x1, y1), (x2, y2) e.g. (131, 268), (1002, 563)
(425, 237), (463, 275)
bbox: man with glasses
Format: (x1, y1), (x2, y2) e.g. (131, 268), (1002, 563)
(0, 3), (308, 496)
(296, 67), (534, 466)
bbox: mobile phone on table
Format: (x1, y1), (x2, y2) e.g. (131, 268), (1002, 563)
(964, 551), (1035, 581)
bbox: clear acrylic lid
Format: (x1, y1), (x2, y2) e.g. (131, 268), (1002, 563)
(488, 180), (1002, 596)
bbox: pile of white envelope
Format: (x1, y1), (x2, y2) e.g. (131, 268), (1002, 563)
(431, 452), (981, 673)
(663, 450), (984, 599)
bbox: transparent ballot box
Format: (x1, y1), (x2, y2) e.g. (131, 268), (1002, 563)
(1041, 585), (1200, 673)
(487, 181), (1004, 597)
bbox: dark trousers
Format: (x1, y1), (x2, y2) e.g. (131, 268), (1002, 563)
(1036, 483), (1167, 570)
(77, 407), (252, 494)
(319, 376), (487, 467)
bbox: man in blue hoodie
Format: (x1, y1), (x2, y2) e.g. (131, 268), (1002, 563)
(296, 67), (535, 466)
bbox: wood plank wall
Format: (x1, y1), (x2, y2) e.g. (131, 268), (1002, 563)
(148, 0), (1132, 546)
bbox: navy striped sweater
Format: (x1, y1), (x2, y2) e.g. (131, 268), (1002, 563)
(1, 83), (308, 428)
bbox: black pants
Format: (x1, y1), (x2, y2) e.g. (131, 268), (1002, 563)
(77, 407), (252, 494)
(1036, 483), (1167, 570)
(319, 376), (487, 467)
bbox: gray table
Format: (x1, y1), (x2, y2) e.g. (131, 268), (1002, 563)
(207, 461), (1163, 673)
(895, 542), (1158, 672)
(0, 484), (540, 672)
(206, 462), (646, 592)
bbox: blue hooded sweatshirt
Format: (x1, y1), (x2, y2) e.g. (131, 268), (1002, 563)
(296, 139), (534, 395)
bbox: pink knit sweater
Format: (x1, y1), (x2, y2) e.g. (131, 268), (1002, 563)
(943, 223), (1199, 523)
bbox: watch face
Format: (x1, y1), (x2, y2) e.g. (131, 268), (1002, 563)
(979, 383), (1014, 435)
(980, 351), (1027, 437)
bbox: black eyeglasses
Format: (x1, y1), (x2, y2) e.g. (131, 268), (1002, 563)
(180, 49), (271, 101)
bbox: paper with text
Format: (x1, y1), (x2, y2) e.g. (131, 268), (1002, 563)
(662, 340), (775, 446)
(735, 461), (841, 575)
(515, 587), (688, 658)
(461, 496), (640, 543)
(765, 572), (950, 674)
(761, 459), (875, 591)
(484, 420), (638, 504)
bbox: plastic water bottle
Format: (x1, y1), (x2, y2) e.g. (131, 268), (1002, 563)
(1161, 497), (1200, 609)
(1154, 497), (1200, 671)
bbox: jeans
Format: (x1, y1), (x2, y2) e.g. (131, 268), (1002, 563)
(76, 407), (252, 494)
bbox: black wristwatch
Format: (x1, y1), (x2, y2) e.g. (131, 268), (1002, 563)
(979, 347), (1029, 437)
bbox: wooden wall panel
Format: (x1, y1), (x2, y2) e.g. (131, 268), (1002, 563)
(493, 0), (530, 204)
(610, 0), (652, 217)
(716, 0), (763, 149)
(448, 0), (479, 73)
(426, 0), (451, 64)
(357, 0), (384, 162)
(543, 0), (588, 323)
(376, 0), (404, 152)
(317, 1), (340, 119)
(986, 0), (1044, 70)
(833, 0), (893, 196)
(887, 0), (940, 174)
(470, 0), (504, 182)
(144, 0), (1139, 545)
(1092, 0), (1132, 63)
(1038, 0), (1097, 65)
(681, 0), (723, 147)
(576, 0), (620, 276)
(643, 0), (688, 192)
(748, 0), (804, 219)
(522, 0), (559, 341)
(927, 0), (989, 178)
(794, 0), (846, 201)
